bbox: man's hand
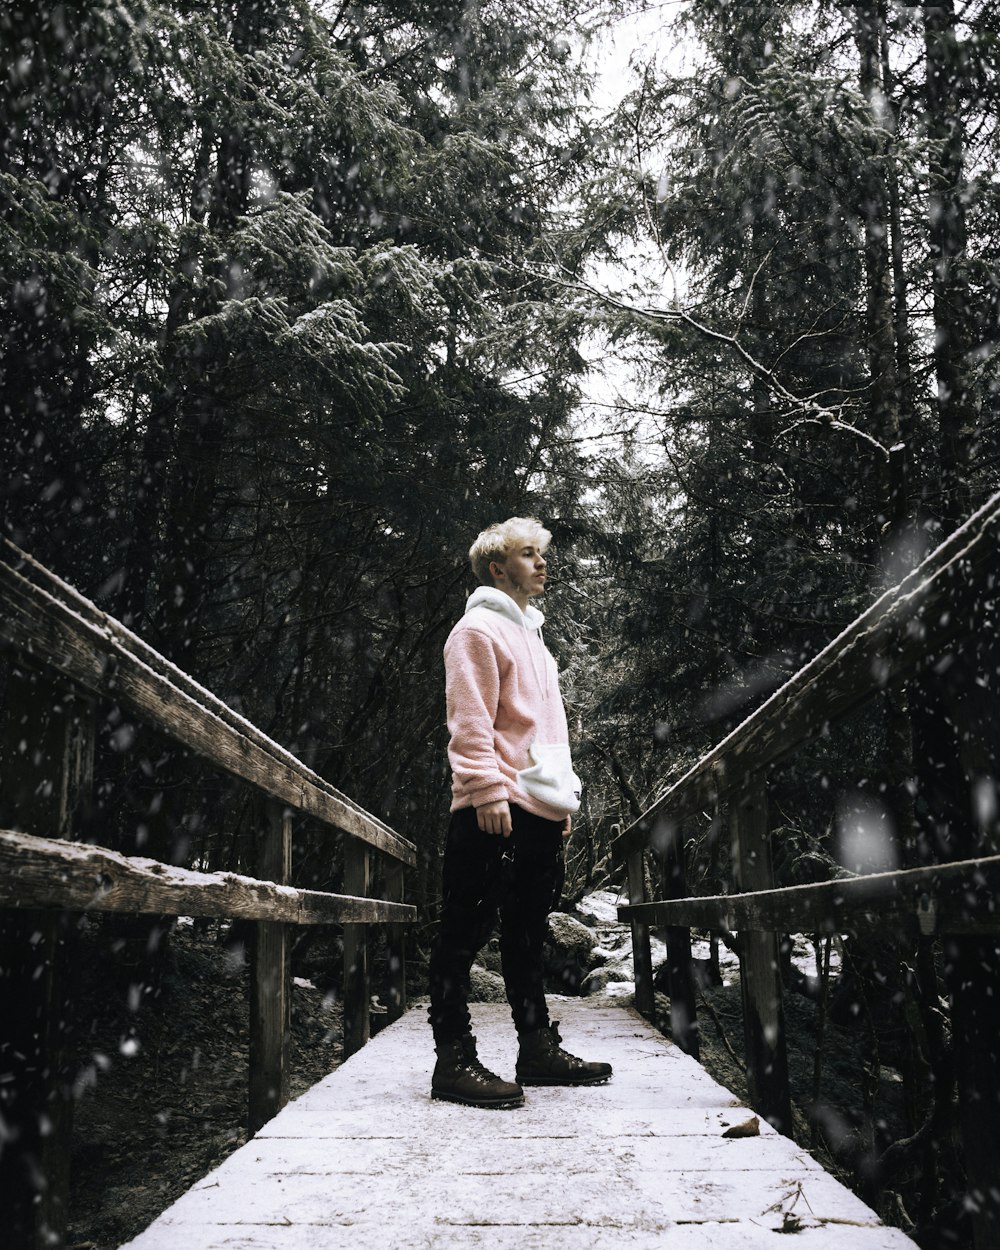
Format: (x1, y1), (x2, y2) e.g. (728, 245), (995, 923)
(562, 814), (572, 840)
(476, 799), (512, 838)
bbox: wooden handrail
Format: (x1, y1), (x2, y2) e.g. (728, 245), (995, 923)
(0, 829), (417, 925)
(0, 546), (418, 1250)
(617, 852), (1000, 935)
(612, 487), (1000, 862)
(610, 490), (1000, 1250)
(0, 540), (416, 867)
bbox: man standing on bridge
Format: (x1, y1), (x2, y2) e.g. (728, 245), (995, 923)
(428, 517), (612, 1108)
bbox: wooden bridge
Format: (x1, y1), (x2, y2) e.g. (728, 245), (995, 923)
(1, 489), (999, 1249)
(119, 999), (914, 1249)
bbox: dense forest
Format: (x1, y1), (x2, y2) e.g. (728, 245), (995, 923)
(2, 0), (999, 1245)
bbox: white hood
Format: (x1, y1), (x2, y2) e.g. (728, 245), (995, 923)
(463, 586), (551, 702)
(464, 585), (545, 631)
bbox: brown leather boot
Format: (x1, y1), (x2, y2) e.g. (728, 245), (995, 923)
(516, 1020), (613, 1086)
(431, 1034), (524, 1108)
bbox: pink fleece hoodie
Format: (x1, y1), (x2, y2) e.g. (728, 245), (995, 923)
(445, 586), (581, 821)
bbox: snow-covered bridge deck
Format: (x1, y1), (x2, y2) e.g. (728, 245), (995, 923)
(122, 999), (915, 1250)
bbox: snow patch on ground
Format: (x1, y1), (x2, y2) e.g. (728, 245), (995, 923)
(572, 888), (622, 927)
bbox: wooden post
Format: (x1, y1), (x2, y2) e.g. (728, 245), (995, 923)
(342, 838), (370, 1058)
(248, 801), (291, 1136)
(653, 815), (698, 1058)
(384, 859), (406, 1024)
(626, 844), (655, 1020)
(731, 773), (792, 1133)
(0, 663), (93, 1250)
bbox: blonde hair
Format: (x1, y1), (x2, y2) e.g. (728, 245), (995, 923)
(468, 517), (552, 585)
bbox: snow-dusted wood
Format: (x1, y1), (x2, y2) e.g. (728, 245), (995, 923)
(656, 815), (699, 1058)
(0, 547), (422, 1242)
(249, 803), (293, 1136)
(119, 999), (917, 1250)
(732, 776), (791, 1134)
(618, 850), (1000, 935)
(384, 859), (407, 1023)
(342, 840), (370, 1058)
(625, 846), (654, 1019)
(0, 829), (415, 926)
(0, 543), (415, 866)
(613, 487), (1000, 857)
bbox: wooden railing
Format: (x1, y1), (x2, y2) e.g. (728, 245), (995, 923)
(613, 489), (1000, 1250)
(0, 540), (417, 1250)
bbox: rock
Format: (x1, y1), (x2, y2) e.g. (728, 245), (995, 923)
(467, 964), (507, 1003)
(544, 912), (601, 993)
(549, 912), (599, 956)
(479, 937), (503, 974)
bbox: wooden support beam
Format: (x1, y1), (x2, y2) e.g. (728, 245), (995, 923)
(342, 841), (371, 1058)
(384, 860), (406, 1024)
(249, 802), (292, 1136)
(0, 665), (93, 1250)
(0, 828), (416, 926)
(0, 549), (415, 867)
(652, 816), (698, 1058)
(731, 777), (792, 1135)
(626, 847), (654, 1021)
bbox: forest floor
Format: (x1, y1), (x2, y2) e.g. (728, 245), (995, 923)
(66, 919), (349, 1250)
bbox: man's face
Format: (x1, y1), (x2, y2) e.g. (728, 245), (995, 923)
(493, 541), (548, 599)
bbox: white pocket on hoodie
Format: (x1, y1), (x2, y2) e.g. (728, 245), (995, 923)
(516, 742), (582, 815)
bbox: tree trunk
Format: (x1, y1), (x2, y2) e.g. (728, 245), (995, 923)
(878, 12), (917, 511)
(120, 126), (214, 633)
(852, 0), (903, 526)
(923, 0), (976, 529)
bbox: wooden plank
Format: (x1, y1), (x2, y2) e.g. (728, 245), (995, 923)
(732, 777), (792, 1135)
(0, 829), (416, 926)
(384, 860), (407, 1023)
(626, 846), (655, 1020)
(612, 488), (1000, 862)
(0, 667), (93, 1250)
(617, 852), (1000, 935)
(0, 551), (415, 867)
(654, 815), (699, 1058)
(342, 840), (370, 1058)
(119, 1001), (918, 1250)
(249, 803), (292, 1136)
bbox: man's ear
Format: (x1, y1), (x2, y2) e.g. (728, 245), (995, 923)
(489, 559), (505, 581)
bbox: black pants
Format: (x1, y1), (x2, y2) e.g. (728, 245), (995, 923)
(428, 804), (565, 1046)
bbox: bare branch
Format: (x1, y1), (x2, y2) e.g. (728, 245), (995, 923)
(519, 257), (892, 461)
(737, 250), (773, 330)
